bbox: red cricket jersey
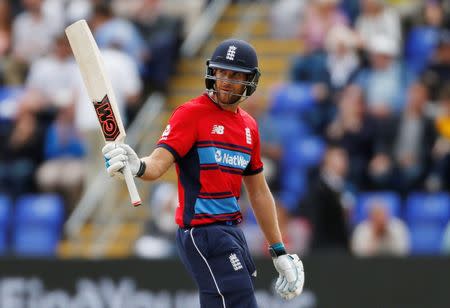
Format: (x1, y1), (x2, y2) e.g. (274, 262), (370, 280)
(157, 93), (263, 227)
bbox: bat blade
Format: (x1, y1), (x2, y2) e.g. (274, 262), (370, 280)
(65, 19), (141, 207)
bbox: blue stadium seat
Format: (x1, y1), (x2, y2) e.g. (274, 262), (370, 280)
(405, 193), (450, 226)
(269, 83), (316, 115)
(291, 136), (325, 168)
(12, 194), (65, 257)
(270, 114), (311, 145)
(405, 193), (450, 255)
(278, 170), (308, 213)
(0, 194), (12, 253)
(354, 192), (402, 224)
(409, 222), (446, 255)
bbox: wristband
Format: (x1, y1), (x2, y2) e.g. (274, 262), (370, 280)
(136, 160), (146, 177)
(269, 242), (287, 258)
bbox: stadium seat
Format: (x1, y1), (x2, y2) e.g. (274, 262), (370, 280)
(278, 170), (308, 212)
(269, 83), (316, 115)
(405, 193), (450, 255)
(12, 194), (65, 257)
(0, 194), (12, 253)
(354, 191), (402, 224)
(409, 222), (446, 255)
(288, 135), (325, 168)
(269, 114), (311, 145)
(405, 193), (450, 226)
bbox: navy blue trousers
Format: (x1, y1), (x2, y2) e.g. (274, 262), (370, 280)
(176, 224), (258, 308)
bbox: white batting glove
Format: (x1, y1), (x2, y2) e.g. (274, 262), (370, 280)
(102, 143), (141, 179)
(273, 254), (305, 300)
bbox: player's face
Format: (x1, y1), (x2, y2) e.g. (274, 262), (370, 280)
(214, 69), (247, 105)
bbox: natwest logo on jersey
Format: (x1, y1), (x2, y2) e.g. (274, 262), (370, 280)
(211, 125), (224, 135)
(215, 149), (250, 169)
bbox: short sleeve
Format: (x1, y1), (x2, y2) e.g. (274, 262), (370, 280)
(243, 126), (263, 176)
(157, 105), (197, 160)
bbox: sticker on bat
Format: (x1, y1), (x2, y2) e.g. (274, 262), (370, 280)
(94, 95), (120, 141)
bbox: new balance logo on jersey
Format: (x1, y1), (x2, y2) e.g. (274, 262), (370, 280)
(229, 253), (243, 271)
(211, 125), (224, 135)
(226, 45), (237, 61)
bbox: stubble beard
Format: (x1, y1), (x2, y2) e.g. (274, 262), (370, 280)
(216, 89), (242, 105)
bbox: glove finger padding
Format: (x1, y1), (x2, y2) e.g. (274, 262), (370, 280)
(273, 254), (305, 300)
(104, 147), (127, 160)
(108, 154), (128, 166)
(102, 143), (117, 155)
(107, 161), (125, 175)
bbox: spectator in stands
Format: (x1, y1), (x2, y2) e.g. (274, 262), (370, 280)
(270, 0), (307, 39)
(5, 0), (61, 85)
(298, 0), (348, 53)
(351, 199), (410, 256)
(355, 0), (401, 51)
(91, 3), (147, 72)
(353, 34), (414, 190)
(0, 112), (44, 196)
(392, 82), (436, 192)
(422, 29), (450, 101)
(326, 85), (376, 189)
(426, 85), (450, 191)
(133, 0), (182, 93)
(16, 34), (78, 128)
(298, 145), (351, 254)
(35, 104), (85, 212)
(355, 34), (411, 118)
(43, 0), (93, 27)
(324, 25), (360, 92)
(405, 0), (446, 75)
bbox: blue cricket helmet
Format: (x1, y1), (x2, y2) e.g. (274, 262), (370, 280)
(205, 39), (261, 97)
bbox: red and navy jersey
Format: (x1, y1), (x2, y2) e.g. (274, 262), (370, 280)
(157, 93), (263, 227)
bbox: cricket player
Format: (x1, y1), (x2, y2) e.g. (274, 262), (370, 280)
(103, 39), (304, 307)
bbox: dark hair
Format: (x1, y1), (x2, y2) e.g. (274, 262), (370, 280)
(94, 3), (113, 18)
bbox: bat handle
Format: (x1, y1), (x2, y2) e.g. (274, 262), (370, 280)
(123, 162), (142, 207)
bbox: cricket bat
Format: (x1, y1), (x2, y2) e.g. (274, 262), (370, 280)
(65, 19), (142, 207)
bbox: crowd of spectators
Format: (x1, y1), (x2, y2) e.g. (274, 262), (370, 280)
(244, 0), (450, 257)
(0, 0), (184, 212)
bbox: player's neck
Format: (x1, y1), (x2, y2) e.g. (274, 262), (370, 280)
(220, 102), (239, 113)
(209, 92), (239, 113)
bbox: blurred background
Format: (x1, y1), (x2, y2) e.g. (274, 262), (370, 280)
(0, 0), (449, 307)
